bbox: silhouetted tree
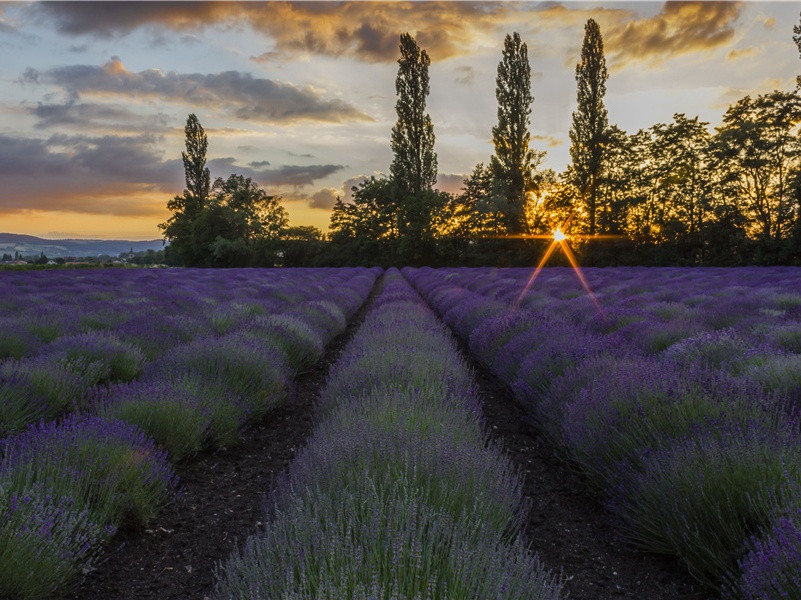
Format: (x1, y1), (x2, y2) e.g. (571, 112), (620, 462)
(390, 33), (437, 196)
(710, 91), (801, 244)
(569, 18), (608, 236)
(490, 32), (541, 234)
(160, 113), (211, 265)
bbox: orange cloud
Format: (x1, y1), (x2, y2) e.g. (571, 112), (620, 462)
(605, 1), (743, 68)
(33, 2), (511, 63)
(727, 46), (758, 61)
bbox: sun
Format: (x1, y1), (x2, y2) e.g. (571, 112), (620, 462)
(513, 219), (605, 315)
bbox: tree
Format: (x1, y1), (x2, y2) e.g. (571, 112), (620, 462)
(160, 113), (211, 265)
(490, 32), (542, 234)
(710, 91), (801, 244)
(647, 114), (712, 242)
(794, 12), (801, 88)
(329, 177), (400, 265)
(193, 175), (288, 267)
(569, 18), (609, 236)
(390, 33), (437, 196)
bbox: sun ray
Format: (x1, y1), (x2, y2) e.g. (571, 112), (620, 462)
(559, 239), (604, 315)
(513, 239), (559, 309)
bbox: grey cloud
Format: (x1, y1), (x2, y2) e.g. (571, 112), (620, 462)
(454, 66), (476, 85)
(308, 188), (338, 210)
(436, 173), (466, 195)
(0, 133), (180, 216)
(31, 2), (510, 63)
(37, 59), (371, 124)
(249, 160), (271, 168)
(287, 150), (315, 159)
(28, 101), (170, 132)
(207, 158), (344, 187)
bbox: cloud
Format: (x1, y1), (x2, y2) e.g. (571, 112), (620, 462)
(0, 130), (344, 218)
(208, 158), (344, 188)
(605, 2), (744, 68)
(28, 2), (238, 37)
(435, 173), (466, 195)
(0, 133), (180, 216)
(532, 134), (562, 148)
(454, 66), (476, 85)
(287, 150), (315, 159)
(308, 188), (339, 210)
(27, 100), (170, 133)
(31, 2), (511, 63)
(726, 47), (758, 62)
(30, 58), (371, 124)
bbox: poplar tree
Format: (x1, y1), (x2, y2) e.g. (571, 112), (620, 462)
(390, 33), (437, 195)
(490, 32), (538, 234)
(160, 113), (211, 264)
(569, 18), (608, 236)
(182, 113), (211, 209)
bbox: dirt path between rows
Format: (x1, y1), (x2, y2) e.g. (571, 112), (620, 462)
(465, 351), (717, 600)
(66, 276), (382, 600)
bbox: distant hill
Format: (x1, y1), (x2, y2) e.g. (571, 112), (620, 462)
(0, 233), (164, 258)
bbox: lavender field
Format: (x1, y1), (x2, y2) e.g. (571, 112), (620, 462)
(0, 267), (380, 598)
(405, 266), (801, 598)
(2, 265), (801, 598)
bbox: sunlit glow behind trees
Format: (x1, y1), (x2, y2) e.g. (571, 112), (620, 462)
(161, 16), (801, 268)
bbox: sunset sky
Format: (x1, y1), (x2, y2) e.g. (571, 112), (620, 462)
(0, 1), (799, 240)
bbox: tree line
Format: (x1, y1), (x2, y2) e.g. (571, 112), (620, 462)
(161, 18), (801, 267)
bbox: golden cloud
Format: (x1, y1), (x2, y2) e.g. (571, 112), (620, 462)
(605, 2), (744, 68)
(34, 2), (511, 63)
(727, 46), (758, 62)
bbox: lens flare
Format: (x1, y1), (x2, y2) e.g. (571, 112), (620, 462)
(514, 224), (605, 316)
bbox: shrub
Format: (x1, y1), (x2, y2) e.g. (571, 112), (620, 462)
(153, 334), (289, 420)
(725, 506), (801, 600)
(41, 331), (145, 384)
(0, 482), (115, 600)
(613, 423), (801, 589)
(215, 475), (561, 600)
(0, 357), (88, 423)
(94, 380), (212, 462)
(0, 414), (179, 527)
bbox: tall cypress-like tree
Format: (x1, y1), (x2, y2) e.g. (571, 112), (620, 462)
(490, 32), (538, 234)
(390, 33), (437, 195)
(160, 113), (211, 265)
(569, 18), (608, 236)
(182, 113), (211, 210)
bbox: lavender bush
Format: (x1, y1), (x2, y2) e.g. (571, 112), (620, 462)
(1, 414), (179, 527)
(214, 269), (562, 599)
(0, 482), (115, 600)
(403, 266), (801, 592)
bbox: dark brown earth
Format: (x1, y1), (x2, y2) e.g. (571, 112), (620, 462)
(68, 273), (716, 600)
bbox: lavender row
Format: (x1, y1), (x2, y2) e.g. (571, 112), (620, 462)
(95, 267), (380, 461)
(0, 268), (378, 437)
(213, 268), (563, 599)
(0, 267), (380, 599)
(403, 266), (801, 598)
